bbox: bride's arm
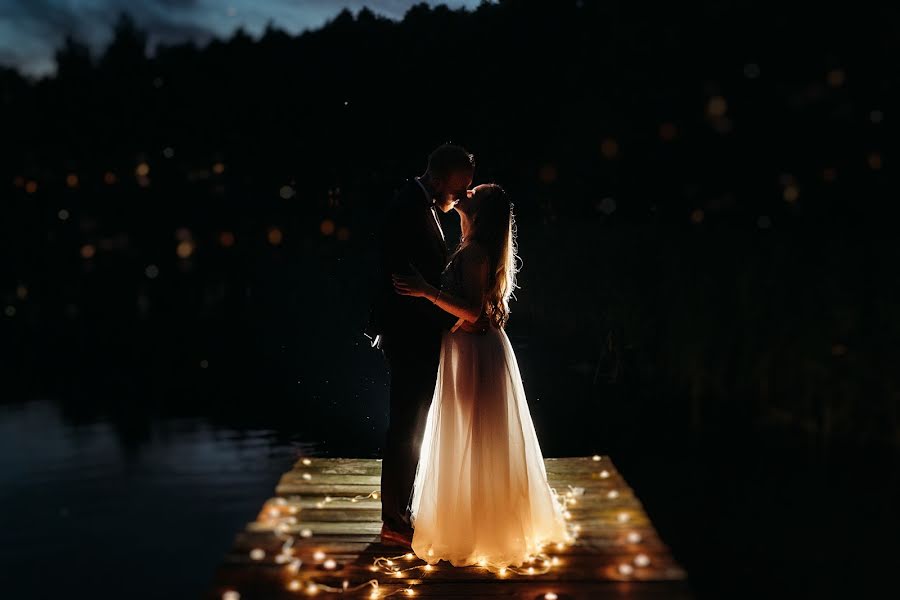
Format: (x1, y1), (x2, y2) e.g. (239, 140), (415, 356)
(393, 246), (489, 325)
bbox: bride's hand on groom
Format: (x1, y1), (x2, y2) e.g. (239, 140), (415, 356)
(392, 264), (433, 298)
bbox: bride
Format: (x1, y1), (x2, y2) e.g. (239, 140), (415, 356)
(391, 183), (571, 571)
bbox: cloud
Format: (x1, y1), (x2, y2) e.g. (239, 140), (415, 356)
(0, 0), (482, 77)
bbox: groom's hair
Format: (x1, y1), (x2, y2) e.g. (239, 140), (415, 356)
(427, 143), (475, 179)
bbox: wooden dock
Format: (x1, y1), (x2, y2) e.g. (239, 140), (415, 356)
(206, 456), (692, 599)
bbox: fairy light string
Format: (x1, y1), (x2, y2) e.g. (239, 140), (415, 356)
(223, 456), (652, 598)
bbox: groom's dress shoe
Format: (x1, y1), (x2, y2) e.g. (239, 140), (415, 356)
(381, 523), (413, 548)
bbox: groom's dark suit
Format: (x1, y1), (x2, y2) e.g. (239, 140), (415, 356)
(366, 177), (459, 535)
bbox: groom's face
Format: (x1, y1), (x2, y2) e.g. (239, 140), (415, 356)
(434, 170), (474, 213)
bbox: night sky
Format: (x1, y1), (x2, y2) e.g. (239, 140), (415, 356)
(0, 0), (481, 78)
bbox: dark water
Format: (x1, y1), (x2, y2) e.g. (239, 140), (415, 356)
(2, 378), (896, 599)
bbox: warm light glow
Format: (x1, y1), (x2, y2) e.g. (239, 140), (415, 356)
(498, 567), (507, 576)
(219, 231), (235, 247)
(222, 591), (240, 600)
(617, 512), (630, 523)
(302, 458), (312, 465)
(323, 559), (337, 570)
(556, 543), (565, 550)
(424, 565), (433, 572)
(177, 240), (195, 258)
(592, 455), (601, 461)
(527, 567), (535, 575)
(627, 531), (642, 543)
(405, 553), (414, 560)
(320, 219), (336, 236)
(301, 473), (312, 480)
(405, 589), (415, 596)
(288, 580), (301, 590)
(372, 492), (379, 499)
(634, 553), (651, 567)
(306, 583), (318, 595)
(618, 563), (634, 576)
(707, 96), (727, 118)
(607, 490), (619, 499)
(135, 162), (150, 177)
(249, 548), (265, 560)
(313, 551), (326, 561)
(551, 557), (560, 566)
(545, 594), (559, 600)
(268, 227), (284, 245)
(599, 470), (610, 479)
(300, 528), (313, 538)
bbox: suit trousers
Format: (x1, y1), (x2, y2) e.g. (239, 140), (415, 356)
(378, 328), (443, 535)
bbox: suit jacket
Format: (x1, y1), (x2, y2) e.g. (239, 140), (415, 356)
(366, 178), (460, 341)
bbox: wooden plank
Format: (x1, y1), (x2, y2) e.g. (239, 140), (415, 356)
(207, 457), (692, 600)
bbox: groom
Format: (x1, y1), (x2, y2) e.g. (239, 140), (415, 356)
(365, 143), (482, 547)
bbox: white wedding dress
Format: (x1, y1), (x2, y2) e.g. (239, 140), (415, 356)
(408, 251), (571, 570)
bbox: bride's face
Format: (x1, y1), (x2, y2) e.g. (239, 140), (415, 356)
(455, 183), (490, 216)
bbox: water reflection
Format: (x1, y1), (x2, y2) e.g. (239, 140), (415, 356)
(0, 399), (317, 599)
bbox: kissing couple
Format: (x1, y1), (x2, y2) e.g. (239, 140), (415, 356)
(365, 143), (571, 571)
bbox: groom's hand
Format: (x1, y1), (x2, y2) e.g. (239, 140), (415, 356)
(459, 312), (490, 333)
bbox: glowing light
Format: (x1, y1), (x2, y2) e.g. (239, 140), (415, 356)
(405, 553), (414, 560)
(300, 528), (313, 538)
(135, 162), (150, 177)
(600, 137), (619, 159)
(249, 548), (265, 560)
(222, 591), (240, 600)
(783, 185), (799, 203)
(498, 567), (507, 576)
(551, 557), (560, 566)
(599, 470), (610, 479)
(707, 96), (727, 118)
(268, 227), (284, 245)
(626, 531), (642, 543)
(538, 164), (558, 184)
(427, 549), (434, 557)
(618, 563), (634, 576)
(868, 152), (882, 170)
(556, 543), (565, 551)
(690, 208), (704, 224)
(545, 594), (559, 600)
(527, 567), (535, 575)
(634, 553), (651, 567)
(313, 551), (326, 561)
(405, 589), (415, 596)
(315, 502), (324, 509)
(592, 455), (601, 461)
(607, 490), (619, 499)
(301, 458), (312, 465)
(617, 512), (630, 523)
(301, 473), (312, 481)
(323, 559), (337, 569)
(826, 68), (845, 87)
(320, 219), (336, 236)
(306, 583), (318, 595)
(177, 240), (195, 258)
(424, 565), (433, 572)
(372, 492), (379, 499)
(288, 580), (301, 590)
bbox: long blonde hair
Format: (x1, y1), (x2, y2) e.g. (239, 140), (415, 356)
(468, 184), (520, 329)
